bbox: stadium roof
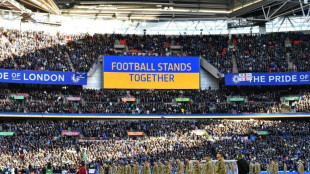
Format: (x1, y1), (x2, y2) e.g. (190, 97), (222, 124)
(0, 0), (309, 27)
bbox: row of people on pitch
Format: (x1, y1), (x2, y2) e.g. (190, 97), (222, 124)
(261, 160), (304, 174)
(101, 156), (304, 174)
(97, 156), (300, 174)
(97, 154), (226, 174)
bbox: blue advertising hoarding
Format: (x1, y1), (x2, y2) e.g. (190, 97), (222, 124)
(0, 69), (87, 85)
(225, 72), (310, 85)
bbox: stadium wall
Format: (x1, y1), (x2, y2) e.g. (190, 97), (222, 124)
(1, 113), (310, 118)
(200, 66), (219, 90)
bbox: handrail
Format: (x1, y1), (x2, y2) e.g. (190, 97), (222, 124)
(0, 112), (309, 118)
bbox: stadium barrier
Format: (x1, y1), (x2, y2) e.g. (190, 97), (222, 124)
(54, 172), (310, 174)
(0, 112), (310, 118)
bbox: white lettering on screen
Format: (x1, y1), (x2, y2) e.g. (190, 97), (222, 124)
(253, 76), (265, 82)
(0, 72), (9, 80)
(268, 75), (297, 83)
(24, 73), (65, 82)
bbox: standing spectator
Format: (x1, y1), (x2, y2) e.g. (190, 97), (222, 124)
(77, 161), (87, 174)
(236, 153), (249, 174)
(43, 163), (54, 174)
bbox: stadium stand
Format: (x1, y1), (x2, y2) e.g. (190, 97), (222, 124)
(0, 119), (308, 173)
(0, 85), (309, 114)
(2, 28), (310, 74)
(0, 3), (310, 174)
(232, 33), (288, 73)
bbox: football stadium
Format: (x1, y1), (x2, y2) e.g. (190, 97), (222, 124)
(0, 0), (309, 174)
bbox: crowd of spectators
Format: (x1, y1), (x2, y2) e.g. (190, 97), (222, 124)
(111, 34), (232, 73)
(232, 33), (288, 73)
(0, 85), (308, 114)
(60, 32), (310, 73)
(2, 28), (310, 73)
(0, 28), (72, 71)
(288, 32), (310, 72)
(0, 119), (308, 173)
(80, 88), (281, 115)
(66, 34), (115, 72)
(232, 32), (310, 73)
(0, 85), (282, 114)
(0, 28), (230, 73)
(293, 91), (310, 113)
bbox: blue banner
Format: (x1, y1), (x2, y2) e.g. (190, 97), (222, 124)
(225, 72), (310, 86)
(0, 69), (87, 85)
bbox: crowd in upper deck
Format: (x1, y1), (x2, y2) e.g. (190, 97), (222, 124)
(2, 28), (309, 73)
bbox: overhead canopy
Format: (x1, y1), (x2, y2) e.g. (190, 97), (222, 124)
(0, 0), (307, 29)
(55, 0), (309, 25)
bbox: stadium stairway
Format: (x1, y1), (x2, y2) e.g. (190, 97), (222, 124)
(200, 57), (223, 79)
(232, 54), (239, 73)
(64, 51), (76, 72)
(287, 53), (293, 71)
(83, 61), (103, 89)
(285, 37), (293, 71)
(285, 37), (292, 47)
(88, 55), (102, 77)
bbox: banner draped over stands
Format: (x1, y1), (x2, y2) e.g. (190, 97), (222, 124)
(103, 56), (200, 89)
(225, 72), (310, 86)
(0, 69), (87, 85)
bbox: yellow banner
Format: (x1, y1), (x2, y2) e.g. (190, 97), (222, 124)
(103, 72), (199, 89)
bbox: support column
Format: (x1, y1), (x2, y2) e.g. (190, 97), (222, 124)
(259, 23), (266, 34)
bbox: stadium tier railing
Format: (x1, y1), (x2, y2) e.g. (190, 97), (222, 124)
(0, 112), (310, 118)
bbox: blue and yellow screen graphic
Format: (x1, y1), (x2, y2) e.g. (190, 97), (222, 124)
(103, 56), (200, 89)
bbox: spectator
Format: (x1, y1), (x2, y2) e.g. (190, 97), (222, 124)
(237, 153), (249, 174)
